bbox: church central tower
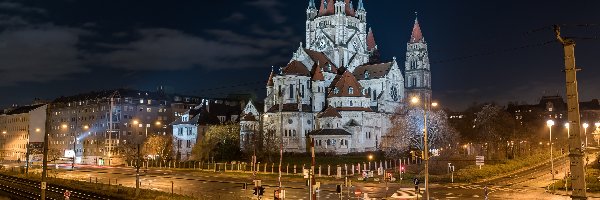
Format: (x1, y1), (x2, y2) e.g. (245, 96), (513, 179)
(305, 0), (370, 72)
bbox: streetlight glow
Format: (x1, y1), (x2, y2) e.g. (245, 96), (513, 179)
(546, 120), (555, 127)
(595, 122), (600, 128)
(83, 125), (89, 130)
(61, 124), (68, 129)
(133, 120), (139, 125)
(35, 128), (41, 132)
(565, 123), (569, 128)
(583, 123), (589, 129)
(410, 97), (419, 104)
(368, 154), (373, 160)
(155, 121), (162, 126)
(431, 102), (439, 107)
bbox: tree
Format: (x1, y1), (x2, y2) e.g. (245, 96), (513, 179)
(191, 123), (241, 162)
(474, 104), (516, 159)
(383, 107), (459, 158)
(143, 134), (173, 160)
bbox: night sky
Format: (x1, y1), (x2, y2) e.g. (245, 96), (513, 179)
(1, 0), (599, 111)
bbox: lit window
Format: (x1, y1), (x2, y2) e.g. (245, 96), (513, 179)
(364, 70), (369, 79)
(348, 87), (354, 94)
(140, 99), (144, 104)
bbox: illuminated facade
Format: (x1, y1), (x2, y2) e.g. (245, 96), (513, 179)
(0, 104), (47, 161)
(241, 0), (433, 154)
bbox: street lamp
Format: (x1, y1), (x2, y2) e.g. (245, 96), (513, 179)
(595, 122), (600, 146)
(410, 96), (438, 200)
(547, 120), (555, 187)
(583, 123), (589, 147)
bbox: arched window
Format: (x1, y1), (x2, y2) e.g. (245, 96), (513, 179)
(411, 77), (417, 87)
(364, 70), (369, 79)
(348, 87), (354, 94)
(410, 59), (417, 69)
(350, 101), (353, 106)
(334, 88), (340, 94)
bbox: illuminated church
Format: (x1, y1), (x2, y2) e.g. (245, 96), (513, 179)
(240, 0), (432, 154)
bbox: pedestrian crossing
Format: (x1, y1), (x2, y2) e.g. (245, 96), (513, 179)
(390, 188), (423, 198)
(444, 184), (528, 193)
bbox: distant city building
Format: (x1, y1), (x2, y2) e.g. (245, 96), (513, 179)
(47, 88), (201, 165)
(0, 104), (47, 161)
(241, 0), (433, 154)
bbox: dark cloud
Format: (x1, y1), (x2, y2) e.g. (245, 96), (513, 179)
(95, 28), (270, 70)
(0, 2), (46, 14)
(0, 25), (88, 86)
(246, 0), (287, 24)
(222, 12), (246, 23)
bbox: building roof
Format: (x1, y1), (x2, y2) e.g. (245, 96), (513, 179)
(410, 18), (424, 43)
(344, 0), (355, 16)
(3, 104), (45, 115)
(328, 70), (364, 98)
(304, 49), (338, 73)
(53, 88), (171, 103)
(282, 60), (310, 76)
(352, 62), (393, 80)
(367, 28), (376, 51)
(318, 0), (335, 16)
(538, 95), (566, 112)
(267, 104), (312, 113)
(240, 113), (258, 121)
(318, 106), (342, 118)
(311, 63), (325, 81)
(309, 129), (352, 136)
(267, 68), (275, 86)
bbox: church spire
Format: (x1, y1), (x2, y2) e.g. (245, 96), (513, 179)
(357, 0), (365, 10)
(308, 0), (316, 9)
(267, 66), (275, 87)
(410, 12), (424, 43)
(367, 27), (376, 51)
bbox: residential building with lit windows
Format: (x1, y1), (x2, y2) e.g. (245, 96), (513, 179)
(47, 88), (200, 165)
(0, 104), (47, 161)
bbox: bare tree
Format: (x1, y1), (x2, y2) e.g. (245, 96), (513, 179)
(383, 107), (459, 158)
(474, 104), (516, 159)
(143, 135), (173, 160)
(191, 123), (241, 161)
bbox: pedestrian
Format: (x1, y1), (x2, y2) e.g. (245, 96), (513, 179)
(484, 185), (489, 200)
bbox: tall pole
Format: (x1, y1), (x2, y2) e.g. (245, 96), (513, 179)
(423, 100), (429, 200)
(41, 104), (50, 200)
(136, 143), (140, 196)
(278, 85), (284, 192)
(554, 25), (586, 199)
(72, 137), (76, 169)
(311, 138), (316, 200)
(550, 123), (554, 183)
(108, 96), (113, 166)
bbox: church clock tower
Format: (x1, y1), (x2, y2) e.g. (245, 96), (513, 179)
(404, 15), (432, 101)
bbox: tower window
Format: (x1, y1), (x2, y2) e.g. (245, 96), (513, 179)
(411, 60), (417, 69)
(334, 88), (340, 94)
(364, 71), (369, 79)
(348, 87), (354, 94)
(289, 84), (294, 98)
(411, 77), (417, 87)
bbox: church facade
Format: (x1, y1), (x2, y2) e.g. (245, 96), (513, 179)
(240, 0), (432, 154)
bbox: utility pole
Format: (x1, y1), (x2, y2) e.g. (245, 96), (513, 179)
(554, 25), (586, 200)
(41, 104), (51, 200)
(136, 143), (140, 197)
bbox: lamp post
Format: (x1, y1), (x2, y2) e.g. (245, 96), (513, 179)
(410, 96), (438, 200)
(583, 123), (589, 147)
(595, 122), (600, 146)
(547, 120), (555, 189)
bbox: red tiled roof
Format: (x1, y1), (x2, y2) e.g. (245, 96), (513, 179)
(309, 129), (351, 136)
(328, 70), (364, 97)
(367, 28), (376, 51)
(267, 69), (275, 86)
(282, 60), (310, 76)
(311, 63), (325, 81)
(241, 113), (257, 121)
(318, 0), (355, 17)
(304, 49), (337, 73)
(410, 18), (424, 43)
(318, 106), (342, 118)
(344, 0), (355, 16)
(352, 62), (393, 80)
(318, 0), (335, 16)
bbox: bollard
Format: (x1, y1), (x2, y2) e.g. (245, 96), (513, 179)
(264, 163), (267, 173)
(328, 165), (331, 176)
(352, 164), (355, 175)
(294, 165), (297, 174)
(272, 163), (275, 173)
(319, 165), (322, 177)
(286, 164), (289, 175)
(345, 164), (348, 176)
(171, 181), (174, 196)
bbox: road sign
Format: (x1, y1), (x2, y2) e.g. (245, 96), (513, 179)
(41, 182), (46, 190)
(476, 156), (485, 166)
(64, 190), (71, 199)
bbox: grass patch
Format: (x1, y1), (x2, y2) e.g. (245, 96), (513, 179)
(453, 152), (554, 183)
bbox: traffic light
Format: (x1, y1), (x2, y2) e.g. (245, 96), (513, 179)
(336, 184), (342, 193)
(258, 186), (265, 195)
(253, 187), (258, 195)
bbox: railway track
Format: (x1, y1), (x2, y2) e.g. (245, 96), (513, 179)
(0, 173), (117, 200)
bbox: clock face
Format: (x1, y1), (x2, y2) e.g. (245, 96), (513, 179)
(288, 119), (293, 124)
